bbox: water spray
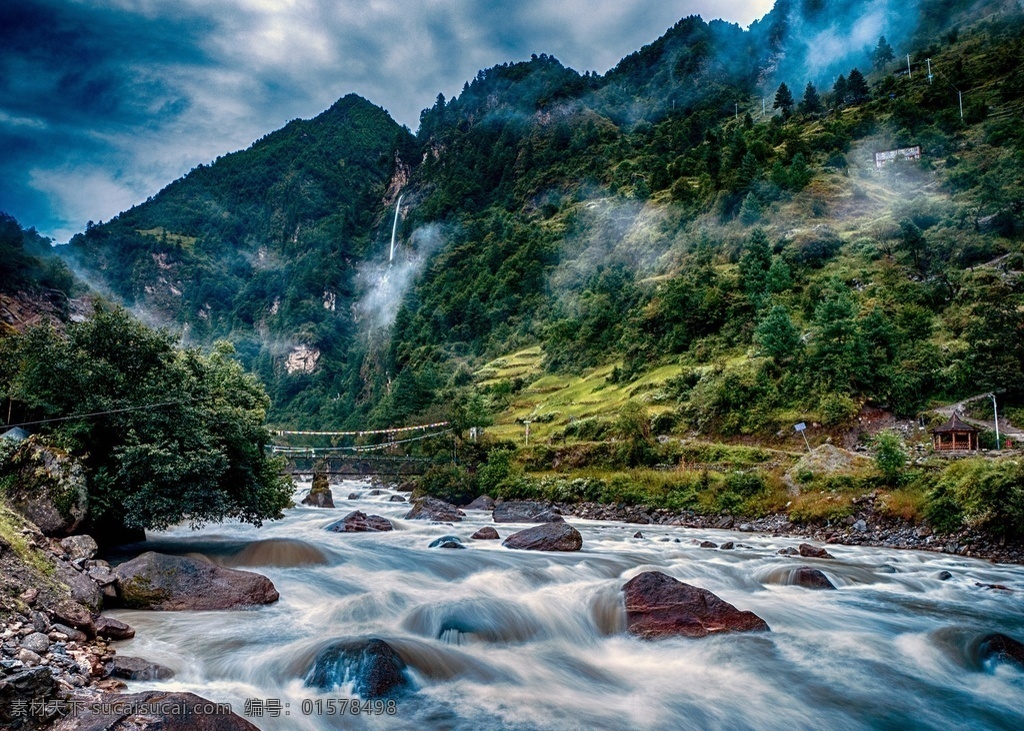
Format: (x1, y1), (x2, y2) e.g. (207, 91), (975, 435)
(389, 194), (404, 265)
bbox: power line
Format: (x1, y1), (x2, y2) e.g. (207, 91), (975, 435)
(2, 399), (195, 430)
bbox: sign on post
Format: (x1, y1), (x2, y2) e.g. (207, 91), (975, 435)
(794, 422), (811, 452)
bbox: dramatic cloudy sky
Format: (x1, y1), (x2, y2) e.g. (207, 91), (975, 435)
(0, 0), (774, 242)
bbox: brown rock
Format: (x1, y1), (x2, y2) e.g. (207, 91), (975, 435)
(113, 552), (279, 610)
(798, 543), (834, 559)
(471, 527), (500, 540)
(60, 535), (98, 561)
(623, 571), (770, 639)
(464, 495), (496, 511)
(503, 522), (582, 552)
(109, 655), (175, 680)
(493, 500), (562, 523)
(699, 541), (717, 549)
(301, 475), (335, 508)
(52, 601), (96, 637)
(979, 633), (1024, 668)
(326, 510), (393, 533)
(405, 497), (464, 522)
(52, 690), (258, 730)
(95, 615), (135, 640)
(4, 440), (88, 537)
(792, 567), (836, 590)
(19, 587), (39, 605)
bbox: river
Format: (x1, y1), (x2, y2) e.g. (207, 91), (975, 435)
(108, 481), (1024, 730)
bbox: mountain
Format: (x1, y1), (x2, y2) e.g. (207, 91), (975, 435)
(57, 0), (1024, 435)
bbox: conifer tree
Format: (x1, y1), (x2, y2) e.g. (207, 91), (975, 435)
(873, 35), (895, 69)
(847, 68), (870, 103)
(799, 82), (823, 115)
(832, 74), (848, 107)
(773, 82), (795, 117)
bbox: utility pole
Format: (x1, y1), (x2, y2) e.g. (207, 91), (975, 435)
(990, 393), (1001, 449)
(762, 97), (766, 117)
(926, 58), (933, 84)
(907, 54), (912, 79)
(959, 90), (963, 118)
(735, 102), (739, 120)
(524, 420), (531, 446)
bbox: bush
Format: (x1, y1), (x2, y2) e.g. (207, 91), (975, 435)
(417, 464), (478, 506)
(819, 393), (859, 426)
(873, 430), (908, 484)
(925, 459), (1024, 537)
(477, 448), (521, 496)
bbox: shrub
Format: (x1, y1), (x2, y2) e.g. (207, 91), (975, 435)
(819, 393), (859, 426)
(925, 459), (1024, 537)
(873, 430), (908, 484)
(417, 464), (478, 506)
(477, 448), (521, 496)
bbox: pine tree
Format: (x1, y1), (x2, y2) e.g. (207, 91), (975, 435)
(832, 74), (848, 107)
(755, 305), (801, 363)
(773, 82), (795, 117)
(847, 68), (870, 103)
(873, 35), (895, 69)
(799, 82), (823, 115)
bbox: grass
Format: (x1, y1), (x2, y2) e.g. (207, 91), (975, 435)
(0, 504), (55, 577)
(137, 227), (198, 251)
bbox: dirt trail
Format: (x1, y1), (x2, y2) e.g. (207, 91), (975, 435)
(934, 393), (1024, 440)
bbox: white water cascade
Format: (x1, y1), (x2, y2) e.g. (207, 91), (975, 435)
(389, 194), (404, 264)
(106, 481), (1024, 730)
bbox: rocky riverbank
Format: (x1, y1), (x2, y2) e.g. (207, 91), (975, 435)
(558, 495), (1024, 565)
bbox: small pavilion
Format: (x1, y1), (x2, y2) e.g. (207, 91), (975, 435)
(930, 412), (979, 452)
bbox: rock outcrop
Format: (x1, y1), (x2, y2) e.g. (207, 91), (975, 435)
(623, 571), (769, 639)
(112, 552), (279, 610)
(492, 501), (562, 523)
(503, 522), (582, 552)
(471, 527), (500, 540)
(305, 638), (411, 698)
(301, 473), (335, 508)
(326, 511), (393, 533)
(53, 690), (258, 730)
(4, 440), (88, 537)
(405, 497), (464, 522)
(464, 495), (496, 511)
(791, 567), (836, 590)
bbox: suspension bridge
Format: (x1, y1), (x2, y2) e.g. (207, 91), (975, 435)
(269, 422), (454, 476)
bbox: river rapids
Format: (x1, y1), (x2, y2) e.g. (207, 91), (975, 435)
(107, 482), (1024, 730)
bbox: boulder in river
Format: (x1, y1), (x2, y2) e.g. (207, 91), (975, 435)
(326, 510), (393, 533)
(62, 690), (257, 729)
(471, 527), (500, 540)
(428, 535), (466, 549)
(464, 495), (496, 511)
(798, 543), (834, 559)
(305, 638), (411, 698)
(95, 615), (136, 640)
(113, 552), (279, 610)
(301, 474), (335, 508)
(389, 495), (407, 503)
(109, 655), (175, 680)
(492, 500), (562, 523)
(503, 522), (582, 552)
(978, 633), (1024, 669)
(405, 497), (464, 522)
(623, 571), (770, 639)
(792, 567), (836, 590)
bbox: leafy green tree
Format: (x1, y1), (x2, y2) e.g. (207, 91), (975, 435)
(873, 430), (907, 484)
(773, 82), (795, 117)
(873, 36), (895, 69)
(798, 82), (823, 115)
(754, 305), (801, 363)
(0, 306), (291, 536)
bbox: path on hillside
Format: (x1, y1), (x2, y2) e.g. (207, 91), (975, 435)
(934, 393), (1024, 440)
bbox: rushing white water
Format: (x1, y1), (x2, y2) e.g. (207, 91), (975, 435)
(389, 195), (404, 264)
(109, 482), (1024, 730)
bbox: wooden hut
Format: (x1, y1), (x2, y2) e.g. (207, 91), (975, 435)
(930, 412), (979, 451)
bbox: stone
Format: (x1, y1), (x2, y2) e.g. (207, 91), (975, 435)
(623, 571), (770, 639)
(0, 667), (61, 728)
(52, 601), (95, 636)
(633, 531), (644, 539)
(325, 510), (393, 533)
(798, 543), (834, 559)
(464, 495), (496, 511)
(60, 535), (98, 561)
(720, 542), (735, 550)
(852, 519), (868, 533)
(348, 492), (360, 500)
(492, 500), (562, 523)
(94, 616), (135, 640)
(792, 567), (836, 590)
(17, 648), (41, 666)
(20, 632), (50, 654)
(405, 497), (464, 522)
(19, 587), (39, 605)
(304, 638), (411, 699)
(109, 655), (175, 680)
(389, 495), (407, 502)
(56, 561), (102, 611)
(113, 552), (279, 610)
(51, 624), (87, 643)
(471, 527), (500, 540)
(93, 678), (128, 691)
(777, 547), (799, 556)
(503, 522), (583, 552)
(699, 541), (717, 549)
(301, 483), (335, 508)
(978, 633), (1024, 669)
(935, 570), (954, 581)
(61, 690), (258, 729)
(4, 440), (88, 537)
(428, 535), (465, 549)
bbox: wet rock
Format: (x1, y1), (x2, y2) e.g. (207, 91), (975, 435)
(471, 527), (500, 540)
(852, 519), (868, 533)
(935, 570), (954, 581)
(428, 535), (465, 549)
(633, 531), (644, 539)
(777, 547), (799, 556)
(55, 561), (102, 611)
(20, 632), (50, 654)
(4, 440), (88, 537)
(326, 510), (393, 533)
(978, 633), (1024, 669)
(60, 535), (98, 561)
(113, 552), (279, 610)
(348, 492), (360, 500)
(464, 495), (496, 511)
(301, 475), (335, 508)
(389, 495), (407, 503)
(61, 690), (258, 729)
(0, 667), (61, 728)
(52, 601), (95, 637)
(51, 624), (87, 643)
(720, 542), (735, 550)
(493, 501), (562, 523)
(798, 543), (834, 559)
(623, 571), (770, 639)
(109, 655), (175, 680)
(699, 541), (717, 549)
(94, 616), (135, 641)
(405, 497), (464, 522)
(503, 522), (583, 552)
(792, 567), (836, 590)
(368, 489), (384, 496)
(305, 638), (411, 699)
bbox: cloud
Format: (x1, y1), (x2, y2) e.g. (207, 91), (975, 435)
(0, 0), (774, 241)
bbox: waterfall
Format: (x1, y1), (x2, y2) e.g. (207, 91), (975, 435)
(389, 194), (404, 264)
